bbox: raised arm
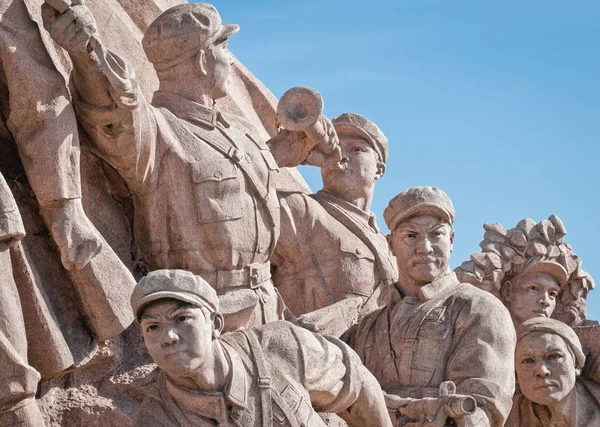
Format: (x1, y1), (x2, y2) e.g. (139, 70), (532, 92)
(41, 1), (158, 193)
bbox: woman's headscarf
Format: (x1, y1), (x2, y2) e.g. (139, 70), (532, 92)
(516, 317), (586, 369)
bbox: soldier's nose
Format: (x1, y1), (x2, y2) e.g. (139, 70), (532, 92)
(535, 362), (551, 378)
(415, 238), (433, 254)
(538, 292), (551, 307)
(161, 327), (179, 347)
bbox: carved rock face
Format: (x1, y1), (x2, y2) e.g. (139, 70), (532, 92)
(505, 272), (561, 325)
(140, 300), (215, 382)
(516, 331), (577, 406)
(390, 214), (453, 285)
(205, 39), (234, 100)
(321, 134), (381, 198)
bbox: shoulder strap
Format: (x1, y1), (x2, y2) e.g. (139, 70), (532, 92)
(190, 121), (279, 229)
(158, 108), (279, 231)
(241, 330), (273, 427)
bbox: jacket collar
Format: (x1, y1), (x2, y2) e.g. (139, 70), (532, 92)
(393, 270), (459, 304)
(163, 344), (248, 423)
(152, 91), (230, 130)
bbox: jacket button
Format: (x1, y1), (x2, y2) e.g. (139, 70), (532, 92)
(356, 248), (363, 255)
(214, 171), (222, 178)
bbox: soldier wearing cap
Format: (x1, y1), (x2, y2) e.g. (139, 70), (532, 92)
(272, 113), (397, 337)
(502, 260), (568, 326)
(130, 269), (392, 427)
(355, 186), (516, 427)
(42, 3), (335, 331)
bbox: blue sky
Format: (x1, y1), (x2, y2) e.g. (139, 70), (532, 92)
(206, 1), (600, 320)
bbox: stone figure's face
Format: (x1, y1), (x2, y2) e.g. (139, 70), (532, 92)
(321, 133), (382, 196)
(504, 272), (560, 325)
(390, 214), (454, 285)
(205, 39), (234, 99)
(140, 300), (214, 380)
(516, 331), (577, 406)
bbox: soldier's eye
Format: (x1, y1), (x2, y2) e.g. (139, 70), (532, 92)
(547, 353), (563, 361)
(177, 315), (188, 322)
(521, 357), (535, 365)
(549, 291), (558, 298)
(146, 324), (159, 333)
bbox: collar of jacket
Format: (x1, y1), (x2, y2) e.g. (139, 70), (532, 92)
(392, 270), (459, 304)
(152, 91), (230, 130)
(163, 343), (249, 423)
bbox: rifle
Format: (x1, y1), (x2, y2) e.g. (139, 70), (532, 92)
(385, 381), (477, 427)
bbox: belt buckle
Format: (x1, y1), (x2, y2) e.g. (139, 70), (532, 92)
(249, 264), (260, 288)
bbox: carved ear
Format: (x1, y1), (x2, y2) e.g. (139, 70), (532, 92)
(212, 312), (225, 338)
(375, 162), (385, 180)
(449, 228), (455, 252)
(196, 50), (208, 77)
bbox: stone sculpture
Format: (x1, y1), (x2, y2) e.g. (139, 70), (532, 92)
(0, 174), (45, 426)
(42, 1), (338, 333)
(272, 111), (397, 337)
(355, 186), (517, 426)
(130, 269), (393, 427)
(455, 215), (595, 327)
(508, 317), (600, 427)
(455, 216), (600, 383)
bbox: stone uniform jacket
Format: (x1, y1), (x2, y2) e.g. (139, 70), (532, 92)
(134, 321), (391, 427)
(273, 190), (397, 317)
(355, 272), (516, 427)
(76, 89), (280, 275)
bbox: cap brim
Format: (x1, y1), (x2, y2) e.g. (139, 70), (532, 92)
(334, 122), (383, 159)
(518, 261), (569, 286)
(216, 24), (240, 42)
(390, 203), (453, 230)
(134, 291), (212, 320)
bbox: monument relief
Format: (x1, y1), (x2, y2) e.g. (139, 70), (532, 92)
(42, 1), (340, 334)
(130, 269), (392, 427)
(273, 110), (397, 338)
(0, 0), (596, 426)
(355, 187), (517, 426)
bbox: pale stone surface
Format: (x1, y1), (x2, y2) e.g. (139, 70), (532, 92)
(1, 0), (312, 425)
(0, 174), (45, 426)
(2, 0), (598, 425)
(355, 187), (517, 426)
(130, 269), (392, 427)
(455, 216), (600, 385)
(508, 317), (600, 427)
(273, 112), (397, 338)
(455, 215), (595, 327)
(42, 1), (329, 335)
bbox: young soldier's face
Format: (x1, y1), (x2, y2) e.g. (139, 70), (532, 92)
(205, 39), (234, 100)
(504, 272), (560, 325)
(390, 214), (454, 285)
(516, 332), (577, 406)
(140, 300), (214, 380)
(321, 134), (382, 197)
